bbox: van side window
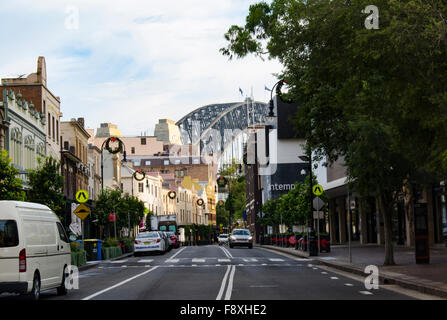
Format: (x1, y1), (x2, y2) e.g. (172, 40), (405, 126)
(56, 222), (69, 243)
(0, 220), (19, 247)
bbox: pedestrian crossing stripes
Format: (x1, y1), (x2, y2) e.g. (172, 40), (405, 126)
(165, 259), (179, 263)
(268, 258), (284, 262)
(218, 258), (231, 262)
(192, 258), (205, 263)
(137, 259), (153, 263)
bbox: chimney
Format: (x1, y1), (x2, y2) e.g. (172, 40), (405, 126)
(77, 118), (85, 128)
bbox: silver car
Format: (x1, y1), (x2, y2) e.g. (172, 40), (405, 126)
(229, 229), (253, 249)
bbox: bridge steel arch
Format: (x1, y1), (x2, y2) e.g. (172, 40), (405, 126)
(176, 99), (269, 155)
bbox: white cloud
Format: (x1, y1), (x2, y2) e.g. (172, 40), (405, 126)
(0, 0), (280, 136)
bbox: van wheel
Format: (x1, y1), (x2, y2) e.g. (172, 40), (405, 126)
(57, 266), (68, 296)
(27, 273), (40, 300)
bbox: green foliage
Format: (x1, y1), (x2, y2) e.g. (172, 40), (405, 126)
(94, 188), (146, 238)
(0, 150), (25, 201)
(103, 237), (119, 248)
(27, 157), (65, 216)
(70, 241), (81, 252)
(145, 210), (154, 230)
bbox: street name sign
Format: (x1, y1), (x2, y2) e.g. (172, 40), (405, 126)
(75, 189), (89, 203)
(74, 203), (91, 221)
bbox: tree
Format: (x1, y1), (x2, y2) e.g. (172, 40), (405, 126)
(221, 0), (447, 265)
(94, 189), (123, 238)
(145, 209), (154, 231)
(0, 150), (25, 201)
(27, 157), (65, 218)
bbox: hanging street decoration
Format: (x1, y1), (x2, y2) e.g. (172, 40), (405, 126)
(105, 136), (124, 154)
(168, 190), (177, 199)
(133, 169), (145, 181)
(276, 79), (292, 102)
(197, 198), (204, 207)
(217, 175), (227, 187)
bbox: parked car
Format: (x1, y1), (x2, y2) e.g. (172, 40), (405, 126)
(0, 201), (72, 300)
(229, 229), (253, 249)
(134, 231), (167, 255)
(218, 234), (229, 246)
(166, 231), (180, 248)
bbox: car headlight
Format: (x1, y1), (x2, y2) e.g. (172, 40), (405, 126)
(248, 236), (252, 241)
(230, 236), (236, 241)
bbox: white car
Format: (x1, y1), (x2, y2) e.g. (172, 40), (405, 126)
(218, 234), (229, 246)
(229, 229), (253, 249)
(0, 201), (72, 300)
(134, 231), (167, 255)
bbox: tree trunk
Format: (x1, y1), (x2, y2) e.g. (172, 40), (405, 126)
(377, 191), (395, 265)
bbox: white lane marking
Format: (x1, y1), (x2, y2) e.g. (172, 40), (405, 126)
(269, 258), (284, 262)
(166, 247), (187, 261)
(345, 283), (354, 287)
(250, 285), (278, 288)
(121, 265), (127, 268)
(110, 259), (127, 263)
(165, 259), (179, 263)
(216, 265), (232, 300)
(243, 258), (258, 262)
(320, 257), (337, 260)
(238, 264), (244, 266)
(216, 264), (221, 266)
(82, 266), (159, 300)
(330, 277), (339, 280)
(221, 246), (233, 258)
(138, 259), (153, 263)
(312, 268), (318, 270)
(224, 265), (236, 300)
(321, 272), (328, 274)
(262, 263), (267, 266)
(218, 258), (231, 262)
(192, 258), (205, 263)
(359, 291), (373, 295)
(192, 264), (197, 267)
(219, 246), (231, 258)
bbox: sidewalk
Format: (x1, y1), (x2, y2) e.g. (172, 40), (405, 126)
(78, 252), (134, 272)
(255, 243), (447, 298)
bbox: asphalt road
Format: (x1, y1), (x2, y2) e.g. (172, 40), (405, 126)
(1, 245), (421, 300)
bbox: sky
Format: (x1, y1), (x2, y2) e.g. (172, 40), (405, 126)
(0, 0), (282, 136)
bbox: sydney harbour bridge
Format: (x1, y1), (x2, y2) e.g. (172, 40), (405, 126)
(175, 98), (269, 168)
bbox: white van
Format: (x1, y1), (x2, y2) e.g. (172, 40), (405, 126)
(0, 201), (72, 300)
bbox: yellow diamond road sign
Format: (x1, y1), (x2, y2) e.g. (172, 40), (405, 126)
(75, 189), (89, 203)
(313, 185), (324, 196)
(73, 203), (91, 221)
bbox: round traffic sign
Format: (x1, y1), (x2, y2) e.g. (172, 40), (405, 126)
(312, 185), (324, 196)
(75, 189), (89, 203)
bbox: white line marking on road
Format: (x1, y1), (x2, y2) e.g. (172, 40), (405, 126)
(225, 265), (236, 300)
(330, 277), (339, 280)
(269, 258), (284, 262)
(238, 264), (244, 266)
(243, 258), (258, 262)
(221, 246), (234, 259)
(165, 259), (179, 263)
(216, 265), (232, 300)
(250, 285), (278, 288)
(359, 291), (373, 295)
(121, 265), (127, 268)
(312, 267), (318, 270)
(166, 247), (187, 262)
(192, 258), (205, 263)
(321, 272), (328, 274)
(218, 258), (231, 262)
(262, 263), (267, 266)
(82, 266), (159, 300)
(345, 283), (354, 286)
(138, 259), (153, 263)
(308, 264), (313, 267)
(216, 264), (221, 266)
(192, 264), (197, 266)
(110, 259), (127, 263)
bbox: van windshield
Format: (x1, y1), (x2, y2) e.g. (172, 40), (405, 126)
(0, 220), (19, 248)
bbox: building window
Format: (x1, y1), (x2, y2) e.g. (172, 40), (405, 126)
(52, 116), (55, 141)
(48, 113), (51, 137)
(56, 120), (59, 145)
(134, 160), (140, 166)
(10, 128), (23, 168)
(193, 158), (200, 164)
(175, 159), (180, 165)
(24, 136), (35, 170)
(138, 183), (144, 193)
(36, 142), (45, 158)
(145, 160), (151, 166)
(141, 138), (146, 145)
(163, 160), (169, 165)
(131, 147), (135, 154)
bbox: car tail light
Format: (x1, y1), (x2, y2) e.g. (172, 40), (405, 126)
(19, 248), (26, 273)
(156, 239), (161, 243)
(134, 240), (140, 244)
(170, 236), (176, 241)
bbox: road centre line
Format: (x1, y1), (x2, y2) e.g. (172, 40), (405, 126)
(82, 266), (159, 300)
(224, 265), (236, 300)
(216, 265), (232, 300)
